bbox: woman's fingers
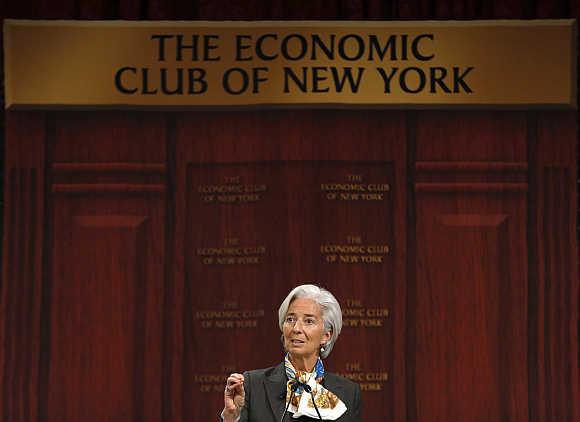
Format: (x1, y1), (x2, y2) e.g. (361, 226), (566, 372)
(225, 382), (243, 395)
(227, 373), (244, 382)
(224, 373), (245, 412)
(227, 374), (244, 385)
(226, 373), (243, 383)
(225, 373), (245, 396)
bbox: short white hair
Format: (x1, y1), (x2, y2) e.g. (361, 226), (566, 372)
(278, 284), (342, 359)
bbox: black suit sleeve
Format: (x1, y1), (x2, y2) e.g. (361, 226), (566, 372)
(350, 382), (361, 422)
(238, 371), (251, 422)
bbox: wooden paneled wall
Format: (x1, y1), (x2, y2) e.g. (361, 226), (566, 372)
(414, 113), (529, 421)
(1, 109), (578, 422)
(1, 1), (580, 422)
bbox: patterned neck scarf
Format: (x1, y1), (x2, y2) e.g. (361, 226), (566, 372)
(283, 354), (347, 420)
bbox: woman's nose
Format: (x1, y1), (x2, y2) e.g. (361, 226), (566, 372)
(292, 320), (304, 331)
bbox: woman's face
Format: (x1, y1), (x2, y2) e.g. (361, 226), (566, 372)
(282, 297), (331, 360)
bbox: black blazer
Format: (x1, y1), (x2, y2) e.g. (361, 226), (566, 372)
(221, 363), (361, 422)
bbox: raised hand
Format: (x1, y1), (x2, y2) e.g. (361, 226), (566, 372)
(223, 373), (245, 421)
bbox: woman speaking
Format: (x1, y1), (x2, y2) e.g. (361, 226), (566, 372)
(221, 284), (361, 421)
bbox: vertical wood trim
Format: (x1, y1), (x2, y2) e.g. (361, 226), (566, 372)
(534, 112), (580, 422)
(543, 168), (553, 420)
(542, 167), (575, 420)
(405, 111), (417, 422)
(134, 218), (149, 422)
(163, 114), (178, 422)
(392, 111), (408, 422)
(526, 112), (541, 422)
(559, 167), (574, 420)
(496, 215), (513, 421)
(38, 114), (55, 422)
(171, 113), (186, 422)
(0, 112), (46, 422)
(0, 169), (14, 422)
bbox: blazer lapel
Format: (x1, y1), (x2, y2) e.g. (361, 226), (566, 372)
(264, 363), (287, 422)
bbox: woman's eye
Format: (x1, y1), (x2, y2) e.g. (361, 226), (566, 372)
(305, 318), (315, 324)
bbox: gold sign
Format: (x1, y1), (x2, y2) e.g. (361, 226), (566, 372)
(196, 237), (267, 265)
(3, 20), (576, 108)
(194, 301), (265, 329)
(343, 299), (389, 328)
(321, 235), (390, 264)
(197, 178), (267, 203)
(195, 309), (265, 329)
(337, 363), (389, 392)
(321, 173), (390, 201)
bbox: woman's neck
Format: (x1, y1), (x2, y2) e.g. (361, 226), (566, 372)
(289, 354), (318, 372)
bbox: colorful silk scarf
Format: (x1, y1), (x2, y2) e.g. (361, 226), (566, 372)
(283, 354), (347, 420)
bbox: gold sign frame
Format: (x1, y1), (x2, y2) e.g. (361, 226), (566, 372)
(3, 19), (577, 109)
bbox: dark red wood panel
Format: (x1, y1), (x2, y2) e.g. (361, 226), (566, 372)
(184, 161), (395, 420)
(313, 162), (394, 420)
(416, 111), (527, 162)
(50, 112), (166, 164)
(0, 5), (578, 422)
(415, 195), (528, 421)
(185, 162), (292, 421)
(47, 196), (165, 422)
(1, 110), (578, 422)
(39, 112), (169, 422)
(48, 209), (163, 422)
(532, 113), (580, 422)
(413, 111), (531, 421)
(0, 112), (46, 422)
(185, 162), (288, 414)
(174, 111), (407, 421)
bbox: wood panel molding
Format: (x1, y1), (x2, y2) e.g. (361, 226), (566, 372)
(51, 162), (167, 191)
(416, 182), (528, 193)
(437, 214), (508, 227)
(73, 215), (148, 228)
(416, 161), (528, 184)
(53, 163), (165, 174)
(417, 162), (527, 172)
(52, 184), (165, 194)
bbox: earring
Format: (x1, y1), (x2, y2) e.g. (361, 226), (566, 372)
(320, 345), (326, 353)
